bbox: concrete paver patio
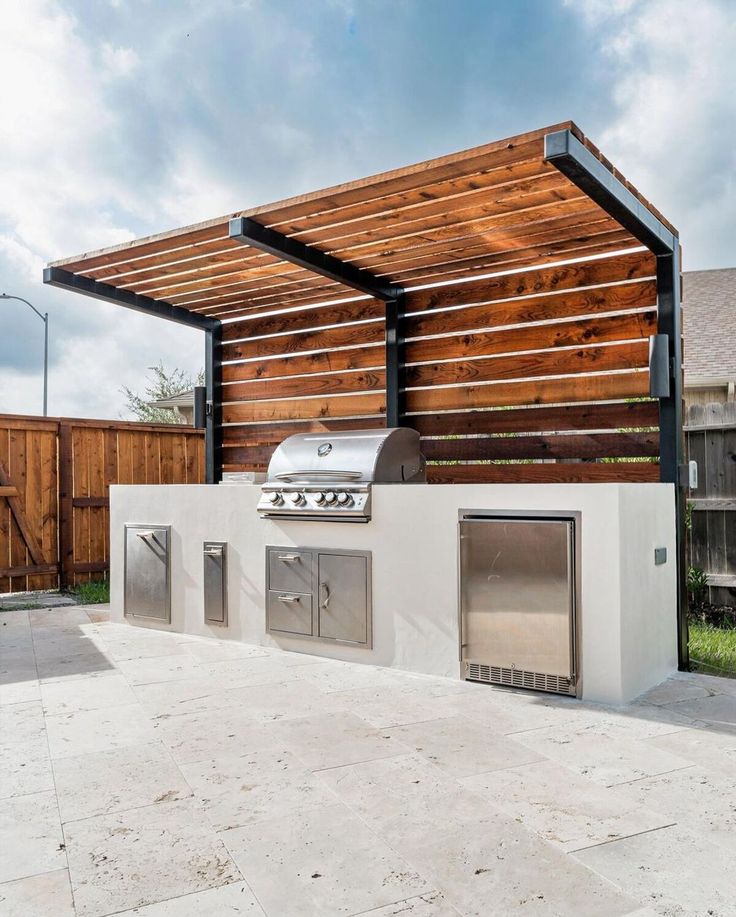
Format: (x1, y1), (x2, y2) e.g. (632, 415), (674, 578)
(1, 605), (734, 916)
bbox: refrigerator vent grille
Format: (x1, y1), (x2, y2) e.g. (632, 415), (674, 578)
(466, 663), (575, 696)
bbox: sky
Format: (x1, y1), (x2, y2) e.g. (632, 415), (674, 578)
(1, 0), (734, 419)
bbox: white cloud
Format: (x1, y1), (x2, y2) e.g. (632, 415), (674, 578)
(101, 42), (140, 79)
(566, 0), (736, 269)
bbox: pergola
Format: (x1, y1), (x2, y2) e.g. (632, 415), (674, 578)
(44, 121), (686, 662)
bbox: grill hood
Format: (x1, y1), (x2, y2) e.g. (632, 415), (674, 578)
(265, 428), (426, 485)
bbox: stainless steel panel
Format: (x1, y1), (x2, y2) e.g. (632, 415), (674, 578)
(267, 548), (313, 593)
(124, 524), (170, 622)
(460, 519), (574, 679)
(318, 552), (370, 645)
(203, 542), (227, 625)
(267, 591), (313, 636)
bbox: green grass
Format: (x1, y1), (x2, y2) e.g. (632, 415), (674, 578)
(70, 580), (110, 605)
(689, 622), (736, 678)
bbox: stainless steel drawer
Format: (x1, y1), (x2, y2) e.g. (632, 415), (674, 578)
(267, 590), (313, 636)
(204, 542), (227, 626)
(124, 524), (170, 622)
(267, 549), (313, 594)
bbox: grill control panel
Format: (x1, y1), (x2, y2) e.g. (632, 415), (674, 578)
(257, 485), (371, 521)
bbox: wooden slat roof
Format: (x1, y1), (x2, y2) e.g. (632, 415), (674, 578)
(49, 121), (677, 319)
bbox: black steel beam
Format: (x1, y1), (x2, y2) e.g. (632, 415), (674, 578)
(544, 128), (688, 671)
(543, 130), (677, 256)
(657, 249), (688, 669)
(228, 216), (403, 302)
(385, 296), (405, 428)
(205, 324), (223, 484)
(43, 267), (218, 331)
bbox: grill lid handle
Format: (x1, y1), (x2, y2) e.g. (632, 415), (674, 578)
(273, 470), (363, 482)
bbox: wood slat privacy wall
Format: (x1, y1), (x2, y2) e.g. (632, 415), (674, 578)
(0, 415), (204, 592)
(219, 249), (661, 482)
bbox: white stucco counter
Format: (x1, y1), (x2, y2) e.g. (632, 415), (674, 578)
(109, 482), (677, 704)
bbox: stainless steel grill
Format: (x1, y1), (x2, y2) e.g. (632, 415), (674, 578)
(257, 428), (425, 522)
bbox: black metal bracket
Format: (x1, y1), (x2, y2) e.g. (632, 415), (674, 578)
(43, 267), (218, 331)
(228, 216), (404, 302)
(385, 296), (405, 428)
(543, 130), (677, 255)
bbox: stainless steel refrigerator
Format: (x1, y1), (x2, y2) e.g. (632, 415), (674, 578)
(459, 513), (578, 696)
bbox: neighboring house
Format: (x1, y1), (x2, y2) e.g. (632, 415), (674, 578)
(150, 389), (195, 424)
(682, 267), (736, 408)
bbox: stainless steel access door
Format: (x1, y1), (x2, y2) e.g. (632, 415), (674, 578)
(124, 524), (171, 622)
(459, 518), (575, 680)
(317, 552), (371, 646)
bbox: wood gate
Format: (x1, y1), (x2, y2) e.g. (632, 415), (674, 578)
(0, 414), (204, 593)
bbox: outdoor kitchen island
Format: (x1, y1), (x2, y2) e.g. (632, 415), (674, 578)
(110, 480), (677, 705)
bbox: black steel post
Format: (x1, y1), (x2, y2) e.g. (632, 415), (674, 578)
(205, 323), (223, 484)
(657, 249), (688, 669)
(385, 296), (405, 428)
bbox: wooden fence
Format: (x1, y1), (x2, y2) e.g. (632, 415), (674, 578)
(686, 402), (736, 606)
(0, 414), (204, 593)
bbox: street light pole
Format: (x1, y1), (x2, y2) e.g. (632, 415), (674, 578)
(1, 293), (49, 416)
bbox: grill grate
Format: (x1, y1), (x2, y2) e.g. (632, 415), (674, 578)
(466, 662), (575, 696)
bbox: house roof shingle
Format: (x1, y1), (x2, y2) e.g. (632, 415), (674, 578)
(682, 267), (736, 383)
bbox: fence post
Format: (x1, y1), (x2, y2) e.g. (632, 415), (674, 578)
(58, 421), (74, 589)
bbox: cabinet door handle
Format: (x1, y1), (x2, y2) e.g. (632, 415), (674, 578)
(320, 582), (330, 610)
(278, 594), (301, 604)
(277, 553), (299, 563)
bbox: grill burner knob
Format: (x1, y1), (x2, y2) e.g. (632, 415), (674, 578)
(337, 492), (352, 506)
(268, 492), (283, 505)
(289, 492), (305, 505)
(324, 491), (337, 505)
(315, 492), (326, 505)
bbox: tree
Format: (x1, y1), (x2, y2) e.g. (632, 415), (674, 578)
(120, 363), (204, 424)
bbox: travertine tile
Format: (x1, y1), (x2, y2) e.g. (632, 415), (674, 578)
(225, 680), (343, 723)
(181, 746), (337, 831)
(513, 724), (693, 786)
(615, 764), (736, 853)
(40, 671), (137, 715)
(114, 880), (265, 915)
(645, 725), (736, 778)
(45, 702), (157, 759)
(268, 711), (410, 770)
(222, 803), (431, 917)
(153, 706), (282, 765)
(53, 741), (192, 823)
(297, 659), (407, 693)
(0, 790), (66, 883)
(64, 798), (240, 917)
(203, 654), (310, 688)
(384, 715), (543, 777)
(317, 752), (462, 822)
(0, 868), (74, 917)
(329, 683), (465, 729)
(134, 676), (241, 719)
(574, 825), (736, 916)
(636, 675), (714, 706)
(116, 653), (204, 685)
(461, 761), (674, 852)
(666, 691), (736, 728)
(30, 607), (92, 627)
(0, 747), (55, 798)
(179, 639), (271, 663)
(352, 890), (461, 916)
(361, 786), (640, 917)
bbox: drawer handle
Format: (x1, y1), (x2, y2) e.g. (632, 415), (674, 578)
(277, 553), (300, 563)
(278, 594), (301, 604)
(320, 582), (330, 610)
(135, 531), (157, 539)
(204, 549), (223, 556)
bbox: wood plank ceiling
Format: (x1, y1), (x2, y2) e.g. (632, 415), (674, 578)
(48, 121), (676, 321)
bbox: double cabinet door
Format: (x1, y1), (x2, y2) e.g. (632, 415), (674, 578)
(266, 546), (371, 647)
